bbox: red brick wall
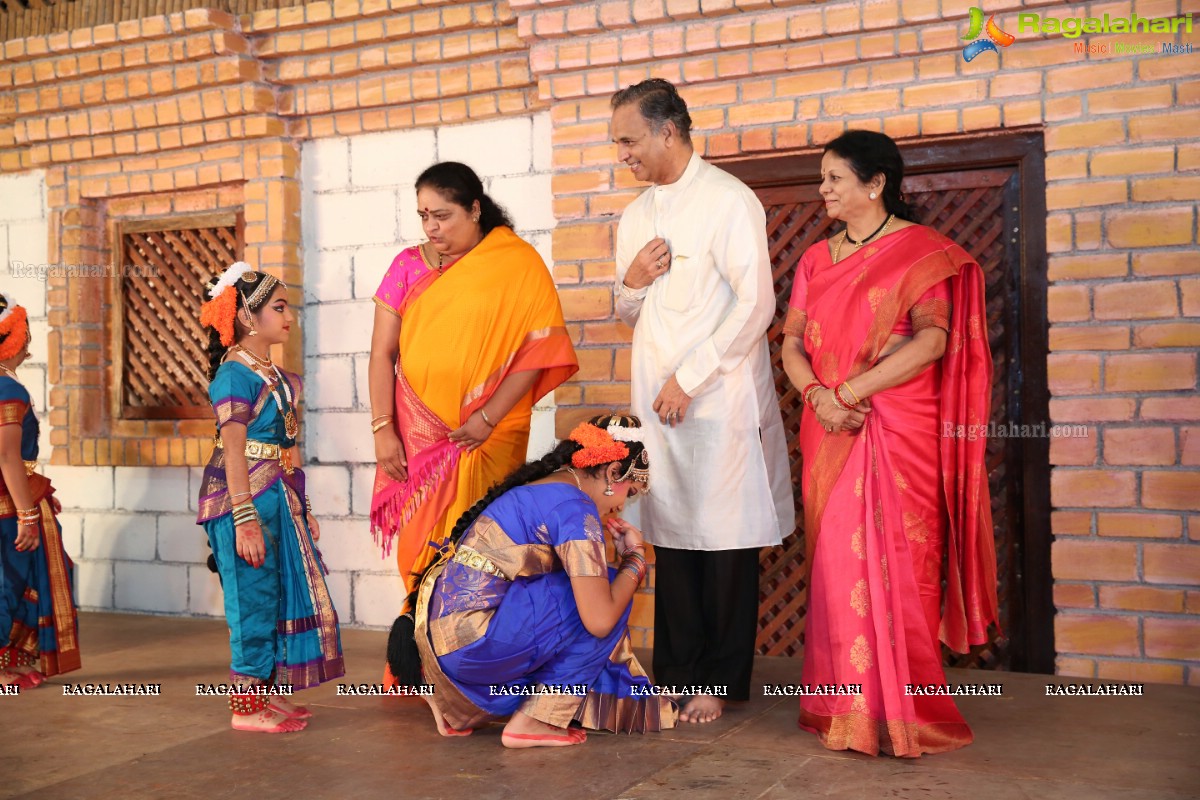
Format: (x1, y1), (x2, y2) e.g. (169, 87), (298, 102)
(0, 1), (532, 466)
(512, 0), (1200, 679)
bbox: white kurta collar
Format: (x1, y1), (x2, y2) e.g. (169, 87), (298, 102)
(654, 151), (703, 198)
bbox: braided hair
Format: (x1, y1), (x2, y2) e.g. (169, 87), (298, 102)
(388, 413), (646, 686)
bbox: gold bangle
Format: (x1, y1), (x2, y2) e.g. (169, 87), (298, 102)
(842, 381), (862, 405)
(371, 419), (392, 433)
(370, 414), (392, 425)
(479, 408), (495, 427)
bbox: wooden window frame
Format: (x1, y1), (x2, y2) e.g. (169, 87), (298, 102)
(109, 212), (245, 421)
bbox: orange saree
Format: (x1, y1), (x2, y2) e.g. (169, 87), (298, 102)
(370, 226), (578, 595)
(784, 225), (999, 757)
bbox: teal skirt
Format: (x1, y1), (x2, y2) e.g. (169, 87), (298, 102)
(203, 478), (343, 689)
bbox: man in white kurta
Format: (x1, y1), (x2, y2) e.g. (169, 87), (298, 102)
(611, 79), (793, 723)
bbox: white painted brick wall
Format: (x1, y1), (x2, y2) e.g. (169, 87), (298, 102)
(74, 561), (115, 610)
(187, 565), (226, 617)
(0, 112), (560, 629)
(157, 513), (212, 565)
(83, 512), (157, 561)
(114, 562), (188, 613)
(113, 467), (191, 513)
(301, 112), (559, 627)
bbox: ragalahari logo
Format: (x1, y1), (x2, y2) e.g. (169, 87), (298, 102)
(961, 7), (1016, 61)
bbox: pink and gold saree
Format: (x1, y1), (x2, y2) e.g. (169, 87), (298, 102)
(784, 225), (998, 757)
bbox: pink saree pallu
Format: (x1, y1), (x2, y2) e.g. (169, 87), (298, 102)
(787, 226), (999, 757)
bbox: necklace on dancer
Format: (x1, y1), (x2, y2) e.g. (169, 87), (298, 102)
(561, 467), (583, 492)
(233, 345), (299, 440)
(0, 365), (20, 383)
(834, 214), (895, 263)
(233, 344), (272, 370)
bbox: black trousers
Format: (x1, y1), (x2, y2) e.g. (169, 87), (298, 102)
(651, 545), (760, 701)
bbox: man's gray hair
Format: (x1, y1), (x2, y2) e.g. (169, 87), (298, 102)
(611, 78), (692, 143)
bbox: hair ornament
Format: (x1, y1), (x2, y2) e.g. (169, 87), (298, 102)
(607, 424), (644, 444)
(568, 422), (630, 468)
(0, 293), (30, 361)
(206, 261), (253, 299)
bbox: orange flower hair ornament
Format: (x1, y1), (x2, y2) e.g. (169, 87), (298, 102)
(0, 293), (30, 362)
(199, 261), (253, 347)
(568, 422), (629, 468)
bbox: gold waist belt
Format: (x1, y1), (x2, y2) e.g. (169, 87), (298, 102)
(215, 438), (294, 474)
(452, 545), (509, 581)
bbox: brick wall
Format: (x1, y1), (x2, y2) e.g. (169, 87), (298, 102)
(0, 0), (1196, 677)
(511, 0), (1200, 679)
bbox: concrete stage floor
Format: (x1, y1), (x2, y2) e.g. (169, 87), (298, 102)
(2, 612), (1197, 800)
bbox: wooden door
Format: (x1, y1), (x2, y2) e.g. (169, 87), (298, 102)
(730, 134), (1052, 673)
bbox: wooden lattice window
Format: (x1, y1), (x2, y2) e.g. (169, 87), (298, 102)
(111, 214), (244, 420)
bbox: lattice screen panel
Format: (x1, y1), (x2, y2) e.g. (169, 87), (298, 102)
(119, 223), (239, 419)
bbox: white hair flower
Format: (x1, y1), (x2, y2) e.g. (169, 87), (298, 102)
(206, 261), (254, 299)
(607, 424), (644, 444)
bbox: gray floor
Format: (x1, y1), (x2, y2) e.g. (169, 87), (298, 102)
(2, 612), (1197, 799)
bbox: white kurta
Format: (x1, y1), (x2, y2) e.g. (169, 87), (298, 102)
(615, 152), (794, 551)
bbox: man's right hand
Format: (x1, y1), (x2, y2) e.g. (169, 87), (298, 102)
(622, 238), (672, 290)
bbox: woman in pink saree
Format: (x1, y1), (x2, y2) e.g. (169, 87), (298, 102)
(782, 131), (999, 757)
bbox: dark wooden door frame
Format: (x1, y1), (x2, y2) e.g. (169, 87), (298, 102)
(724, 132), (1054, 674)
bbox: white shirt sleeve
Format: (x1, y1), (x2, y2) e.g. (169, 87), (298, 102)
(674, 191), (774, 396)
(614, 215), (647, 327)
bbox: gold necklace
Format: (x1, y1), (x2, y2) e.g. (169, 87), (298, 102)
(560, 467), (583, 492)
(833, 214), (895, 263)
(231, 346), (298, 440)
(0, 364), (19, 382)
(233, 344), (272, 370)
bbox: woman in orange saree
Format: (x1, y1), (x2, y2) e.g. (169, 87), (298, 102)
(369, 162), (578, 609)
(782, 131), (999, 757)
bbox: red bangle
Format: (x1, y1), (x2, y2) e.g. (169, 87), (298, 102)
(833, 384), (857, 410)
(801, 382), (822, 409)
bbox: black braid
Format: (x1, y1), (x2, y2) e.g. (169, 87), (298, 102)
(204, 327), (227, 383)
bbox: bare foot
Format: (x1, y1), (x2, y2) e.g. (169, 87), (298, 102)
(0, 669), (21, 687)
(8, 666), (45, 690)
(679, 694), (724, 724)
(501, 711), (587, 749)
(231, 708), (308, 733)
(269, 695), (312, 720)
(422, 693), (473, 737)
